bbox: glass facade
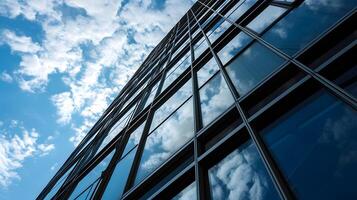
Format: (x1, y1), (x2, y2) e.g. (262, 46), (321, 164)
(38, 0), (357, 200)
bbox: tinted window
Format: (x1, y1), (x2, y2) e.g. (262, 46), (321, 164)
(199, 73), (235, 127)
(172, 182), (197, 200)
(208, 140), (280, 200)
(246, 5), (286, 34)
(135, 98), (194, 185)
(262, 0), (357, 55)
(262, 89), (357, 199)
(225, 42), (285, 96)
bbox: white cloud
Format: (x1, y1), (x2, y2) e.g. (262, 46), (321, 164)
(0, 30), (42, 53)
(0, 71), (13, 83)
(0, 0), (195, 147)
(0, 124), (54, 188)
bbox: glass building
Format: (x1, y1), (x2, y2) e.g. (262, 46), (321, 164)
(38, 0), (357, 199)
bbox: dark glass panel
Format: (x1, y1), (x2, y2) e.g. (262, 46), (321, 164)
(208, 140), (280, 200)
(246, 5), (286, 34)
(135, 98), (194, 185)
(101, 148), (137, 200)
(262, 89), (357, 199)
(199, 73), (234, 127)
(122, 121), (146, 157)
(69, 151), (114, 200)
(150, 79), (192, 132)
(263, 0), (357, 55)
(225, 42), (285, 96)
(197, 57), (220, 88)
(171, 182), (197, 200)
(44, 165), (76, 200)
(217, 32), (253, 66)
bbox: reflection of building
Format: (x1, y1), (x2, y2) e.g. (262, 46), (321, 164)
(38, 0), (357, 199)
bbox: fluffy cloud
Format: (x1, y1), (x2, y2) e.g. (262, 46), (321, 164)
(0, 0), (195, 147)
(0, 123), (54, 188)
(0, 71), (13, 83)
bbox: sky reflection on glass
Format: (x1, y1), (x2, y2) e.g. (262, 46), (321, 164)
(135, 98), (194, 185)
(197, 57), (220, 88)
(162, 52), (191, 91)
(262, 89), (357, 199)
(208, 140), (279, 200)
(122, 121), (145, 157)
(199, 73), (234, 127)
(246, 5), (286, 34)
(150, 78), (192, 132)
(262, 0), (357, 55)
(172, 182), (197, 200)
(226, 0), (257, 22)
(217, 32), (252, 66)
(225, 42), (284, 96)
(102, 148), (137, 200)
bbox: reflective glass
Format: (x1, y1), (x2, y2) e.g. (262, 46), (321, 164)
(69, 151), (114, 200)
(150, 79), (192, 132)
(122, 121), (146, 157)
(163, 52), (191, 91)
(207, 18), (231, 44)
(226, 0), (257, 22)
(262, 89), (357, 199)
(208, 140), (280, 200)
(44, 165), (76, 200)
(194, 35), (209, 60)
(98, 106), (135, 151)
(172, 182), (197, 200)
(246, 6), (286, 34)
(101, 148), (137, 200)
(263, 0), (357, 55)
(197, 57), (220, 88)
(217, 32), (253, 65)
(144, 81), (160, 108)
(199, 73), (234, 127)
(135, 98), (194, 185)
(226, 42), (285, 96)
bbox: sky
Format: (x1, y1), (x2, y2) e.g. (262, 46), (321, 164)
(0, 0), (195, 199)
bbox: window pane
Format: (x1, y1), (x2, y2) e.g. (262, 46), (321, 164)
(69, 151), (114, 200)
(144, 81), (160, 109)
(162, 53), (191, 91)
(246, 6), (286, 34)
(225, 42), (285, 96)
(226, 0), (257, 22)
(208, 140), (280, 200)
(194, 36), (209, 60)
(262, 89), (357, 199)
(217, 32), (253, 65)
(135, 98), (194, 185)
(44, 165), (76, 200)
(122, 121), (145, 157)
(172, 182), (197, 200)
(262, 0), (357, 55)
(207, 19), (231, 44)
(199, 73), (234, 127)
(150, 79), (192, 132)
(197, 57), (220, 88)
(102, 148), (137, 200)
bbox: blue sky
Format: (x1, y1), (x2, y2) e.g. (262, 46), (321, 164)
(0, 0), (194, 199)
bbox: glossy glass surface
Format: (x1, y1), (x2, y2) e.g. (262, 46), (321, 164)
(122, 121), (146, 157)
(172, 182), (197, 200)
(135, 98), (194, 185)
(162, 52), (191, 91)
(225, 42), (285, 96)
(263, 0), (357, 55)
(194, 36), (209, 60)
(44, 165), (76, 200)
(217, 32), (253, 66)
(69, 151), (114, 200)
(199, 73), (234, 127)
(226, 0), (257, 22)
(207, 18), (231, 44)
(98, 106), (135, 152)
(262, 89), (357, 199)
(144, 81), (160, 108)
(208, 140), (279, 200)
(101, 148), (137, 200)
(150, 79), (192, 132)
(197, 57), (220, 88)
(246, 5), (286, 34)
